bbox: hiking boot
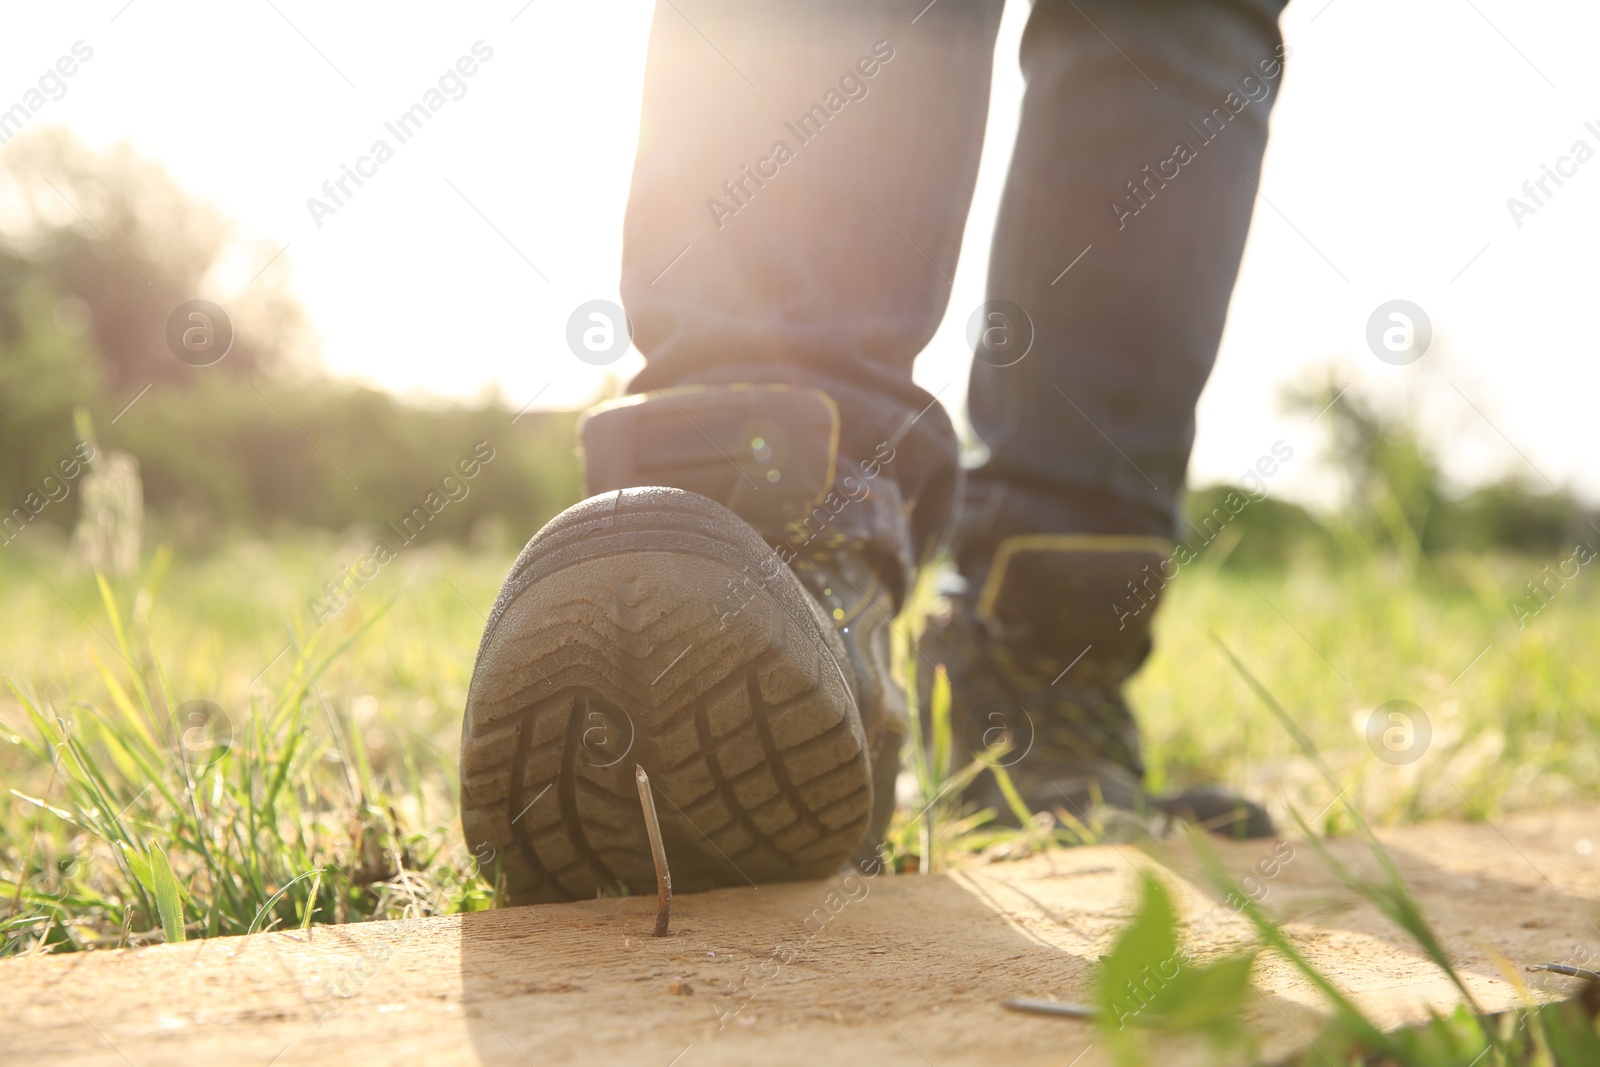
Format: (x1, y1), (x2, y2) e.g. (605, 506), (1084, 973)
(922, 518), (1274, 840)
(459, 385), (917, 904)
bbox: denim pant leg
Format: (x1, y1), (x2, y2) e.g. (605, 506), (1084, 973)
(620, 0), (1005, 558)
(961, 0), (1289, 561)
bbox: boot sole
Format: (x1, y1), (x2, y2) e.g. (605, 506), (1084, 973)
(460, 487), (874, 905)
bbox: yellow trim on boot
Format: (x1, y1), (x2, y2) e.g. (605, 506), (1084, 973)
(975, 533), (1172, 625)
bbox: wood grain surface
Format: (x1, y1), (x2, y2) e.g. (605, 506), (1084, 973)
(8, 808), (1598, 1066)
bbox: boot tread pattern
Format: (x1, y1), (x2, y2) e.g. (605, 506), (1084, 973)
(459, 488), (873, 904)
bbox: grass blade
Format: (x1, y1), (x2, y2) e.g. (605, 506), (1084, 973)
(147, 844), (186, 943)
(930, 664), (953, 785)
(248, 867), (326, 935)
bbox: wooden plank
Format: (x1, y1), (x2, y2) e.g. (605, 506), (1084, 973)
(8, 808), (1597, 1066)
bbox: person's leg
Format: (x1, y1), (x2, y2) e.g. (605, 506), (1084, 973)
(937, 0), (1289, 831)
(966, 0), (1288, 544)
(619, 0), (1005, 562)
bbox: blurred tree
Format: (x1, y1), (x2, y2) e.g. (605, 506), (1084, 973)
(0, 255), (100, 527)
(1284, 370), (1586, 558)
(0, 128), (315, 392)
(0, 131), (583, 547)
(1448, 481), (1583, 553)
(1183, 487), (1337, 570)
(107, 380), (582, 550)
(1284, 373), (1442, 564)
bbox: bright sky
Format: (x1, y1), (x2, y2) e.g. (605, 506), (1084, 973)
(5, 0), (1598, 508)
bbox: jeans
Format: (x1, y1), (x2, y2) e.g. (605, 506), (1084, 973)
(619, 0), (1288, 564)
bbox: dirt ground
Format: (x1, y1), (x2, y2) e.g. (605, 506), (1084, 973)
(9, 807), (1599, 1066)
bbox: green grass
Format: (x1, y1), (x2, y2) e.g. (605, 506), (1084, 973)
(1105, 638), (1600, 1066)
(1133, 546), (1599, 830)
(0, 529), (513, 951)
(2, 527), (1598, 1061)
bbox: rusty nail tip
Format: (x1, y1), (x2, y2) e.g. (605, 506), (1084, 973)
(636, 762), (672, 938)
